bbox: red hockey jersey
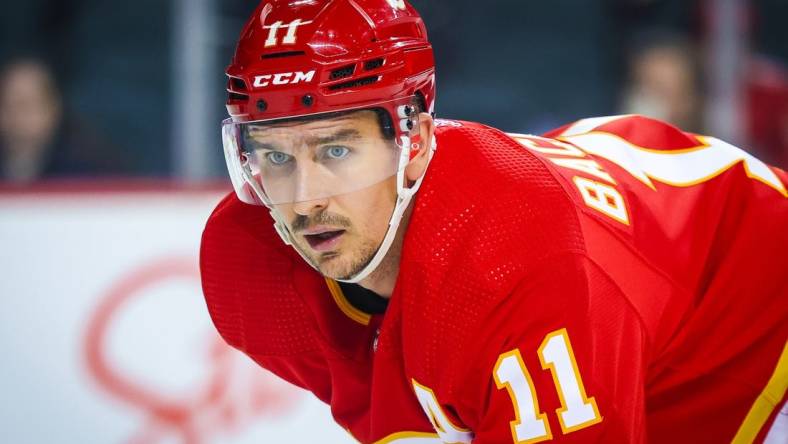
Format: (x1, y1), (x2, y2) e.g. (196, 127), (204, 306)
(200, 115), (788, 443)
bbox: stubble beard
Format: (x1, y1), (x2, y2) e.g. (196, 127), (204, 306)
(310, 234), (379, 280)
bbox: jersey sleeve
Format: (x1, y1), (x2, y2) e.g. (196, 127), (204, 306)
(456, 252), (648, 443)
(200, 193), (336, 403)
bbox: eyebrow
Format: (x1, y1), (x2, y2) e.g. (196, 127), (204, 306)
(246, 127), (362, 152)
(244, 138), (278, 152)
(306, 128), (362, 146)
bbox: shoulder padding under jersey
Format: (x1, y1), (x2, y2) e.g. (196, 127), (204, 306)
(391, 119), (588, 395)
(543, 114), (707, 151)
(200, 193), (327, 356)
(201, 191), (385, 361)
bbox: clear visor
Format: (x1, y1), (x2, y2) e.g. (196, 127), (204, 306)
(223, 100), (414, 206)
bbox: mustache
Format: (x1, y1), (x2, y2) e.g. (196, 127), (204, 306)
(290, 211), (352, 232)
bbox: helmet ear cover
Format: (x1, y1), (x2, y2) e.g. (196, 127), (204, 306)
(374, 93), (427, 140)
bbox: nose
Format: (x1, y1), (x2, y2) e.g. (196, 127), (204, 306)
(291, 161), (329, 216)
(292, 196), (329, 216)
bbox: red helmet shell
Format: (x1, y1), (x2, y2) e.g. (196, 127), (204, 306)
(225, 0), (435, 123)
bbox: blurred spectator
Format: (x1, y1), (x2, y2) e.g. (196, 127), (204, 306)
(620, 31), (704, 133)
(0, 57), (129, 184)
(0, 58), (61, 182)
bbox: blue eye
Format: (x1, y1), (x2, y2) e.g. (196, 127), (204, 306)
(325, 146), (350, 159)
(266, 151), (292, 165)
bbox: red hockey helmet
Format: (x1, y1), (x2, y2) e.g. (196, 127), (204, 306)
(221, 0), (437, 283)
(225, 0), (435, 124)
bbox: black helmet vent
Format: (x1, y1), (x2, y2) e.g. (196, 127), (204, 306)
(261, 51), (306, 59)
(364, 58), (385, 71)
(229, 77), (248, 91)
(330, 65), (356, 80)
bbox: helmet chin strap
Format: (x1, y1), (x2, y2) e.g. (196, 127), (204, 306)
(337, 134), (436, 284)
(266, 134), (437, 285)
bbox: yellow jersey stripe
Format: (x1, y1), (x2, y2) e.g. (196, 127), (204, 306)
(732, 340), (788, 443)
(325, 278), (371, 326)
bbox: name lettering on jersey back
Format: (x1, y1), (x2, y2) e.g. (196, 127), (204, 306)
(510, 129), (787, 226)
(509, 134), (631, 225)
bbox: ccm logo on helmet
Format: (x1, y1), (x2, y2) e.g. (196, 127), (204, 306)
(253, 70), (316, 88)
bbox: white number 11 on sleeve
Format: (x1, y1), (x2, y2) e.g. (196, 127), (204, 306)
(493, 328), (602, 443)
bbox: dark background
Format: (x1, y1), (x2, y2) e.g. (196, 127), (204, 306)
(1, 0), (785, 179)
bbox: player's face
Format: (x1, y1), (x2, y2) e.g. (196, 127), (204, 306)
(261, 112), (399, 279)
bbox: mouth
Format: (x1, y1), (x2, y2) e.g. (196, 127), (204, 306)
(302, 229), (346, 252)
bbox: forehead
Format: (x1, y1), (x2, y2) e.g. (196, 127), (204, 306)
(247, 109), (381, 139)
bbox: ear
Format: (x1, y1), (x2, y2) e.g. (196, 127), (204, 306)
(405, 112), (435, 183)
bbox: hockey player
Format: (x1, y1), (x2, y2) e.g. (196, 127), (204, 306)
(201, 1), (788, 442)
